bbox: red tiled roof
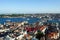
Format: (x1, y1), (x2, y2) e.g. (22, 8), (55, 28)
(47, 32), (57, 38)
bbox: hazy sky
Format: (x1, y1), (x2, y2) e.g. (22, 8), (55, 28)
(0, 0), (60, 14)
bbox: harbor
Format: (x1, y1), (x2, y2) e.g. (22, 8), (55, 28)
(0, 14), (60, 40)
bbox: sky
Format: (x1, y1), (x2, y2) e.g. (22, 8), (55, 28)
(0, 0), (60, 14)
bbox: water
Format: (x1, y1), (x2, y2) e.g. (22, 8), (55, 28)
(0, 17), (40, 24)
(0, 17), (60, 24)
(47, 19), (60, 23)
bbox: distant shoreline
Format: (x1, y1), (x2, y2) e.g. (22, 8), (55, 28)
(0, 14), (60, 18)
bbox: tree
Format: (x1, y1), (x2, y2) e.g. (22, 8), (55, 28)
(36, 30), (44, 40)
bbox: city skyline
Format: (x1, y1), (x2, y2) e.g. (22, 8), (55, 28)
(0, 0), (60, 14)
